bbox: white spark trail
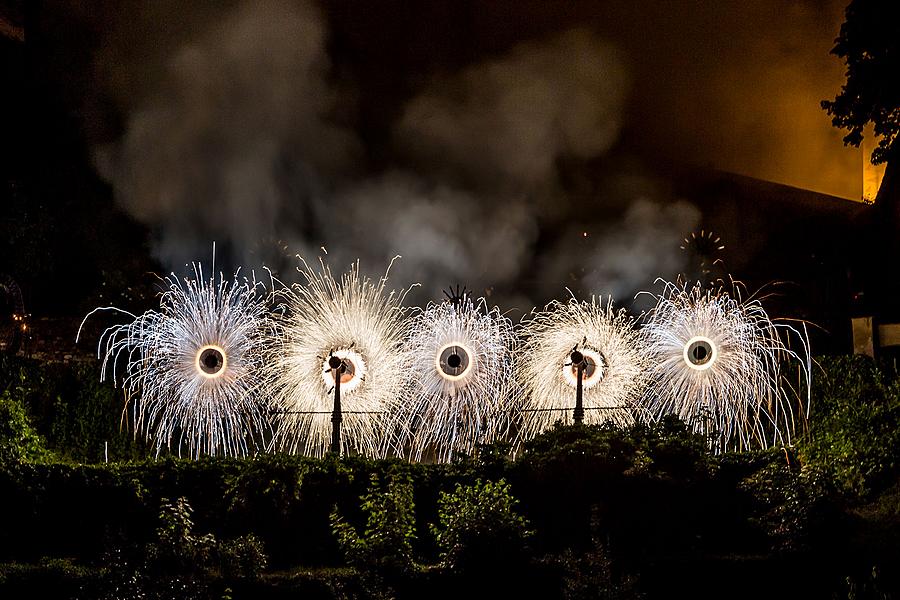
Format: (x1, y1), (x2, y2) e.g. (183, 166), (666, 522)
(516, 296), (650, 442)
(389, 295), (519, 462)
(268, 257), (414, 457)
(639, 280), (811, 452)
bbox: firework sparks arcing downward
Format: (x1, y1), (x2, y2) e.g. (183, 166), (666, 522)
(390, 293), (518, 462)
(79, 266), (277, 458)
(268, 257), (412, 457)
(640, 280), (811, 452)
(516, 297), (649, 441)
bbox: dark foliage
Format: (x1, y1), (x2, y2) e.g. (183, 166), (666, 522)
(801, 355), (900, 497)
(821, 0), (900, 164)
(0, 354), (146, 462)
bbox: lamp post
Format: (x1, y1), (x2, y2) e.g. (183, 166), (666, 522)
(329, 355), (345, 455)
(570, 349), (586, 425)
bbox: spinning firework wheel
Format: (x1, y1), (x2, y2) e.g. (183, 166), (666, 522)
(268, 258), (412, 458)
(83, 266), (279, 458)
(680, 229), (725, 282)
(640, 280), (811, 452)
(516, 297), (650, 442)
(0, 274), (25, 355)
(392, 292), (518, 463)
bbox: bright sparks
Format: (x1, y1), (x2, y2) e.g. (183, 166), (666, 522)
(389, 296), (519, 462)
(640, 280), (811, 452)
(80, 266), (277, 458)
(516, 297), (650, 441)
(268, 257), (412, 457)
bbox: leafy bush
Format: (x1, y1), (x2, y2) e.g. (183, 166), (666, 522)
(0, 390), (52, 463)
(739, 451), (842, 552)
(331, 470), (418, 577)
(802, 355), (900, 497)
(431, 478), (532, 572)
(90, 496), (268, 599)
(0, 355), (146, 463)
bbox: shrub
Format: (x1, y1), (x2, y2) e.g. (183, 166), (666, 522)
(431, 478), (532, 572)
(331, 470), (418, 577)
(739, 451), (842, 552)
(90, 496), (268, 599)
(0, 390), (52, 464)
(802, 355), (900, 497)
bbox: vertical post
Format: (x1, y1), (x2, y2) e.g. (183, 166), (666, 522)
(571, 350), (585, 425)
(104, 441), (108, 464)
(330, 356), (344, 455)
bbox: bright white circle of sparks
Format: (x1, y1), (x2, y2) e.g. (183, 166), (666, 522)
(640, 279), (812, 452)
(321, 348), (367, 393)
(80, 265), (278, 458)
(268, 257), (413, 458)
(517, 296), (649, 443)
(682, 336), (717, 371)
(435, 342), (474, 382)
(196, 344), (228, 379)
(561, 347), (606, 389)
(386, 296), (518, 463)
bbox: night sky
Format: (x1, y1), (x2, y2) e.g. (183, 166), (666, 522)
(0, 0), (862, 314)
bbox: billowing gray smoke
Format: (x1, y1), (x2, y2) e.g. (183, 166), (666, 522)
(95, 0), (355, 270)
(394, 28), (629, 190)
(95, 0), (697, 308)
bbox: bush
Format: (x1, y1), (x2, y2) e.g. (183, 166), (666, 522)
(89, 496), (268, 599)
(802, 355), (900, 497)
(431, 478), (532, 572)
(0, 355), (146, 463)
(0, 390), (52, 464)
(739, 451), (842, 552)
(331, 470), (418, 577)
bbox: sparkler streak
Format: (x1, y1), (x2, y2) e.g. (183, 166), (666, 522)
(639, 280), (811, 451)
(268, 257), (414, 457)
(78, 266), (278, 458)
(516, 296), (650, 441)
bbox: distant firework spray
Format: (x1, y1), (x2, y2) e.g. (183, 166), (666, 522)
(268, 257), (412, 457)
(640, 280), (811, 451)
(517, 297), (649, 441)
(79, 266), (278, 458)
(390, 291), (518, 462)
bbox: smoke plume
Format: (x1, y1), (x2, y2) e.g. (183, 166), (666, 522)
(95, 0), (355, 271)
(94, 0), (697, 308)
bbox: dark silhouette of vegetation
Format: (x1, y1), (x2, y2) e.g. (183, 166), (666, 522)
(821, 1), (900, 166)
(0, 355), (899, 597)
(823, 1), (900, 320)
(331, 470), (418, 594)
(431, 478), (532, 573)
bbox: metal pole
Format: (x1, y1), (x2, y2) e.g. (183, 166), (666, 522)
(571, 350), (585, 425)
(330, 355), (344, 455)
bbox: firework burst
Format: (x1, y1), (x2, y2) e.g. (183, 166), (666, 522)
(516, 297), (649, 441)
(79, 266), (278, 458)
(268, 257), (412, 457)
(640, 280), (811, 452)
(390, 292), (518, 462)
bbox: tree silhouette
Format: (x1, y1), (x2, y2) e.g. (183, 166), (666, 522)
(823, 1), (900, 322)
(821, 0), (900, 167)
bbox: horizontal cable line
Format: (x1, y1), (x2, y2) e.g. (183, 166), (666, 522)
(273, 406), (629, 415)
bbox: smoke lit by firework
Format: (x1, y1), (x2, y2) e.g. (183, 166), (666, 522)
(640, 280), (811, 452)
(79, 266), (278, 458)
(516, 297), (650, 441)
(268, 257), (413, 457)
(389, 291), (519, 462)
